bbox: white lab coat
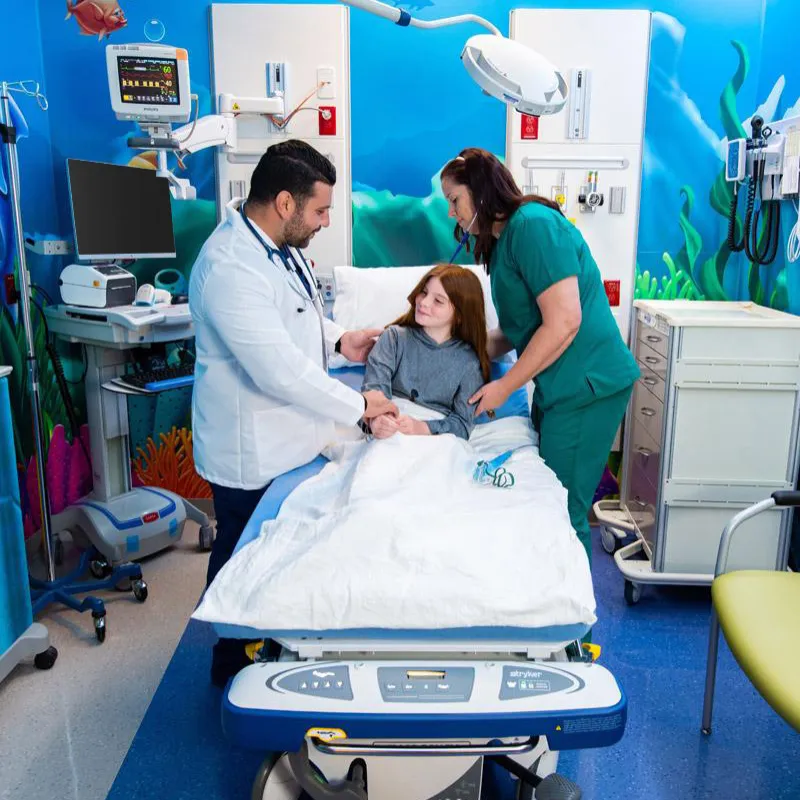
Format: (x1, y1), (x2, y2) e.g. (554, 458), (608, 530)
(188, 199), (365, 489)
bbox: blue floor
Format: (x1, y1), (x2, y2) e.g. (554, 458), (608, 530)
(107, 531), (800, 799)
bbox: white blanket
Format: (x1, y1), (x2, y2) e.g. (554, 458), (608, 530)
(193, 405), (596, 632)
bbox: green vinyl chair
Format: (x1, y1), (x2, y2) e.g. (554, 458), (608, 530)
(702, 491), (800, 735)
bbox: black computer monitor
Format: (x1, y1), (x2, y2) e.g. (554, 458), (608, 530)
(66, 159), (176, 261)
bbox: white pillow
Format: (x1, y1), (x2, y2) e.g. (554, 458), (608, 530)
(331, 265), (499, 332)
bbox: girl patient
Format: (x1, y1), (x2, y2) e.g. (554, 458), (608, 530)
(362, 264), (490, 440)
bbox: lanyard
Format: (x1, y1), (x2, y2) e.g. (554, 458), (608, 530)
(240, 203), (316, 302)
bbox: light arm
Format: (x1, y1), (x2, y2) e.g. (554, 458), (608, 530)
(342, 0), (501, 35)
(171, 94), (286, 155)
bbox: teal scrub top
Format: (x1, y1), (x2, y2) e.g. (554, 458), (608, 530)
(489, 202), (640, 412)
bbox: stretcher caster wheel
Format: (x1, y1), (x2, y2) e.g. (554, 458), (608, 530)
(90, 557), (112, 580)
(251, 753), (302, 800)
(624, 580), (642, 606)
(34, 646), (58, 670)
(600, 526), (620, 555)
(93, 612), (107, 643)
(199, 524), (215, 552)
(132, 579), (148, 603)
(530, 773), (582, 800)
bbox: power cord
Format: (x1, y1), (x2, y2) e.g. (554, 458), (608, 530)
(789, 199), (800, 264)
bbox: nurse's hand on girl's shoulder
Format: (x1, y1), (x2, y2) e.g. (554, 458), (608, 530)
(469, 379), (512, 417)
(339, 328), (383, 362)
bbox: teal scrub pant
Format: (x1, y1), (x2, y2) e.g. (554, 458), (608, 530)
(531, 385), (633, 566)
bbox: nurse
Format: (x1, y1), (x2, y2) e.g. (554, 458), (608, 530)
(190, 140), (397, 686)
(440, 148), (639, 563)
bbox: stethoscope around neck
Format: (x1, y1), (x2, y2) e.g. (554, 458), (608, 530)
(239, 201), (319, 305)
(448, 210), (479, 263)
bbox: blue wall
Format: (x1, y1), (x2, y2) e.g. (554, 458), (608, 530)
(26, 1), (799, 297)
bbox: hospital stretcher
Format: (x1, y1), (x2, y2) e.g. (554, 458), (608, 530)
(209, 368), (628, 800)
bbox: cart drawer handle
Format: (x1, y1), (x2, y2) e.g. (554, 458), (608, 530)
(644, 356), (659, 365)
(642, 377), (657, 387)
(637, 446), (653, 457)
(640, 407), (656, 417)
(646, 335), (661, 343)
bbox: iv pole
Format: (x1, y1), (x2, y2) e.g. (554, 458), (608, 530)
(0, 82), (56, 583)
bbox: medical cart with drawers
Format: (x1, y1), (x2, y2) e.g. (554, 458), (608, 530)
(594, 300), (800, 604)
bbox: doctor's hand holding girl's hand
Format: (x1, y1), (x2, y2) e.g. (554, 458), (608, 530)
(469, 378), (513, 418)
(339, 329), (384, 362)
(396, 416), (430, 436)
(369, 414), (429, 439)
(361, 390), (399, 422)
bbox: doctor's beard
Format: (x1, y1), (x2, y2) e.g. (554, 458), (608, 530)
(284, 212), (321, 250)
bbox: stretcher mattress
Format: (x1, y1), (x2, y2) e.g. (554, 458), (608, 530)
(198, 366), (593, 644)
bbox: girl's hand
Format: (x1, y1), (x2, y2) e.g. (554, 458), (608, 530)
(371, 414), (399, 439)
(469, 379), (512, 417)
(397, 416), (430, 436)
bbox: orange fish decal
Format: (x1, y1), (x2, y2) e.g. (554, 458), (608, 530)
(65, 0), (127, 41)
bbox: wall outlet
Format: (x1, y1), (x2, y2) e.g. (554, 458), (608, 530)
(24, 237), (73, 256)
(316, 271), (336, 301)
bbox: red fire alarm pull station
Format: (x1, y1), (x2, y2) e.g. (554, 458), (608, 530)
(521, 114), (539, 140)
(319, 106), (336, 136)
(604, 280), (621, 307)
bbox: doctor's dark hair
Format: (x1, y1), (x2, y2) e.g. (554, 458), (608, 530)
(440, 148), (562, 269)
(247, 140), (336, 208)
(391, 265), (491, 382)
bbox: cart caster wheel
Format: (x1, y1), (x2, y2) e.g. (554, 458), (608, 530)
(251, 753), (302, 800)
(93, 613), (107, 643)
(89, 558), (112, 580)
(199, 524), (215, 552)
(624, 580), (642, 606)
(600, 526), (619, 555)
(34, 646), (58, 670)
(132, 579), (148, 603)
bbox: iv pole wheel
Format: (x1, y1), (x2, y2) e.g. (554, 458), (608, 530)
(93, 612), (107, 643)
(34, 646), (58, 670)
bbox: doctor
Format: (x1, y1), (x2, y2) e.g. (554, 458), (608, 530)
(189, 140), (397, 686)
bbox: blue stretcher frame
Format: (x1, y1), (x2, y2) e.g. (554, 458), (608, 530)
(210, 364), (591, 644)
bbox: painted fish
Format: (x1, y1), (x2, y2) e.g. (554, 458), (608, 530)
(65, 0), (127, 41)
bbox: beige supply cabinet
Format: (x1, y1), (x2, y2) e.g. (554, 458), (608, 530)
(595, 300), (800, 604)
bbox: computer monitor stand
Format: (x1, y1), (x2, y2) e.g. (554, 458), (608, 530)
(44, 303), (215, 570)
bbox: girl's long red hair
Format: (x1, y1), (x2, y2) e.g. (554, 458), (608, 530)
(391, 264), (490, 382)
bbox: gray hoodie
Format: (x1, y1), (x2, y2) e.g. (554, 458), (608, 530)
(362, 325), (485, 440)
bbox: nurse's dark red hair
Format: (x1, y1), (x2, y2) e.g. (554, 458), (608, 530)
(440, 148), (562, 270)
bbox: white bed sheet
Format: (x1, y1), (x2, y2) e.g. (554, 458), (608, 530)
(193, 402), (596, 632)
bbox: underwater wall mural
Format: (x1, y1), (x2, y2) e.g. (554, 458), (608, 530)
(1, 0), (798, 539)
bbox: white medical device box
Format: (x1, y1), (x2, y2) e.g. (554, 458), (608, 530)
(106, 43), (192, 124)
(59, 264), (137, 309)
